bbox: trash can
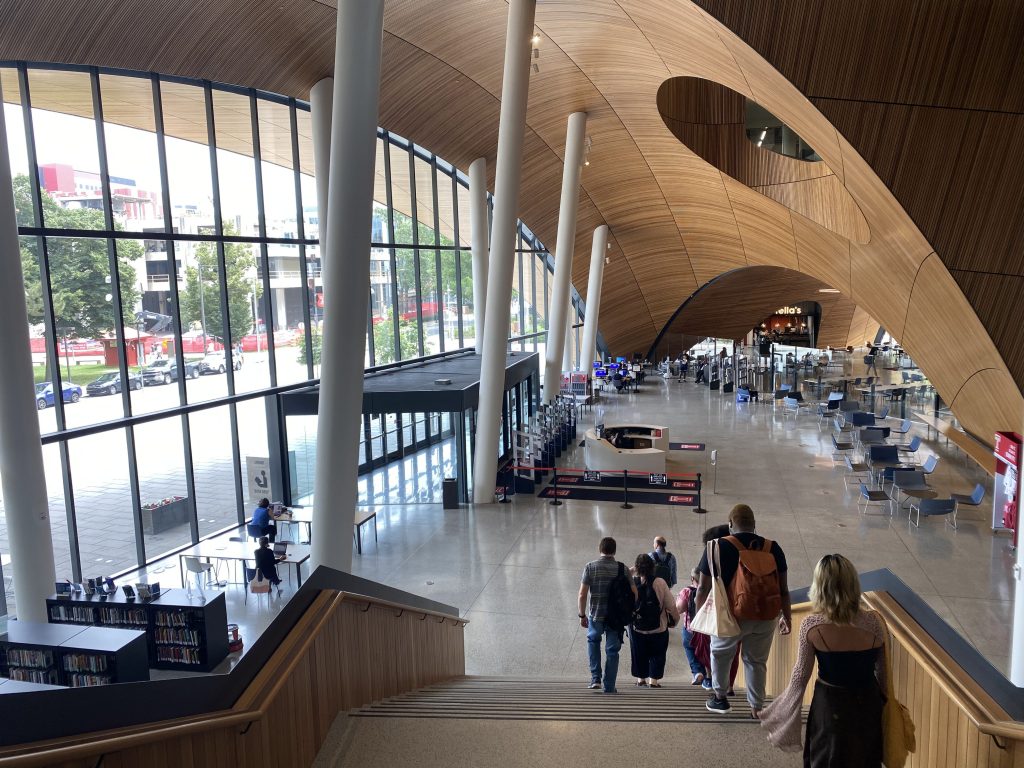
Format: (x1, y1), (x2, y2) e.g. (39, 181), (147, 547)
(442, 478), (459, 509)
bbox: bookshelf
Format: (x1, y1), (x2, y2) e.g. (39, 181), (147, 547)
(0, 621), (149, 687)
(46, 590), (229, 672)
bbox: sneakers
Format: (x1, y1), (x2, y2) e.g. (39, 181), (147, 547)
(701, 678), (713, 690)
(635, 679), (648, 687)
(691, 673), (704, 686)
(705, 696), (732, 714)
(587, 681), (601, 690)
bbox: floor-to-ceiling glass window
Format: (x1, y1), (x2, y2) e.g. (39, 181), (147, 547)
(0, 62), (589, 617)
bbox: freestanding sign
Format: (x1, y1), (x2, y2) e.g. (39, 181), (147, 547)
(993, 432), (1021, 549)
(246, 456), (273, 504)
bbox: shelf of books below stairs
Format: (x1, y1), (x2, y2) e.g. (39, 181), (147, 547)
(140, 496), (190, 536)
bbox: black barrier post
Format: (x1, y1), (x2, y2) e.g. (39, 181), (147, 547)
(549, 470), (562, 506)
(621, 469), (633, 509)
(693, 472), (707, 514)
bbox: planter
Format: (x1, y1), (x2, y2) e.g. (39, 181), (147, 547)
(141, 496), (190, 535)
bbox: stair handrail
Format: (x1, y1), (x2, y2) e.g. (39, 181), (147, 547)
(864, 591), (1024, 743)
(0, 587), (466, 766)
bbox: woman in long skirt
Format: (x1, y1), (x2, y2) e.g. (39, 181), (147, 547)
(759, 554), (886, 767)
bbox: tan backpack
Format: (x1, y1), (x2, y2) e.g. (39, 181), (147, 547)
(724, 535), (781, 620)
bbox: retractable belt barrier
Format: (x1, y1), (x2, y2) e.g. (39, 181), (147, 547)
(507, 465), (703, 510)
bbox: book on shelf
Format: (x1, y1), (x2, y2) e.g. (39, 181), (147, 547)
(62, 653), (109, 673)
(48, 605), (96, 624)
(155, 646), (202, 665)
(67, 672), (112, 687)
(5, 648), (55, 669)
(154, 627), (202, 647)
(97, 606), (147, 627)
(9, 667), (59, 685)
(154, 610), (192, 628)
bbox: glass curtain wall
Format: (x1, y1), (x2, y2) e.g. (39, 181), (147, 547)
(0, 62), (586, 617)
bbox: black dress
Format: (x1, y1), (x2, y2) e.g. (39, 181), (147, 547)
(804, 648), (883, 768)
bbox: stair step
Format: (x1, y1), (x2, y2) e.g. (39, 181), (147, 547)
(352, 677), (764, 724)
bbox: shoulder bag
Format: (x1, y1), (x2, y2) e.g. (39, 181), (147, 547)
(689, 540), (740, 638)
(877, 611), (916, 768)
(249, 571), (271, 594)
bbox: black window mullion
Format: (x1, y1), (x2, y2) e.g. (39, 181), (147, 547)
(288, 100), (315, 380)
(407, 149), (424, 357)
(92, 68), (146, 566)
(450, 172), (464, 348)
(249, 92), (277, 386)
(382, 136), (401, 361)
(18, 65), (81, 579)
(152, 75), (200, 544)
(366, 286), (376, 366)
(204, 83), (245, 522)
(517, 232), (525, 343)
(430, 158), (444, 354)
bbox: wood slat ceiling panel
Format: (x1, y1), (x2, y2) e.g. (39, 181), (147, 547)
(846, 305), (880, 348)
(752, 175), (869, 244)
(951, 270), (1024, 391)
(790, 213), (851, 295)
(722, 176), (799, 271)
(816, 294), (857, 350)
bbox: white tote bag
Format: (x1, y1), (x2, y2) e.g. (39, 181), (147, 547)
(690, 539), (741, 638)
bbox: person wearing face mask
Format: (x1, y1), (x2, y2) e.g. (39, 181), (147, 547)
(695, 504), (791, 719)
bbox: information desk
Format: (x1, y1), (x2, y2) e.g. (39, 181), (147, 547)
(584, 424), (669, 473)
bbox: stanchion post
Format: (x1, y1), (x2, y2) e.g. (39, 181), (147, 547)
(549, 468), (562, 506)
(694, 472), (707, 515)
(621, 469), (633, 510)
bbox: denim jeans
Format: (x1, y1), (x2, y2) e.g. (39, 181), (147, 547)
(587, 618), (623, 692)
(681, 627), (704, 676)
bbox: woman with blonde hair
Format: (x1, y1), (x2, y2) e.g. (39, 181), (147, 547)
(759, 554), (886, 767)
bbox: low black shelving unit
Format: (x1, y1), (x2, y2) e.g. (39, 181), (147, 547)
(45, 589), (229, 672)
(0, 621), (149, 688)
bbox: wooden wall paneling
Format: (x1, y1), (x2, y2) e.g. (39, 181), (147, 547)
(753, 174), (870, 243)
(949, 369), (1024, 448)
(721, 175), (799, 270)
(814, 294), (856, 350)
(952, 271), (1024, 392)
(789, 212), (851, 294)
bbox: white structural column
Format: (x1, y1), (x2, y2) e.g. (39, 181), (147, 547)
(562, 313), (574, 371)
(472, 0), (537, 503)
(0, 84), (56, 620)
(579, 225), (610, 368)
(309, 77), (333, 251)
(311, 0), (385, 572)
(469, 157), (489, 351)
(542, 111), (588, 400)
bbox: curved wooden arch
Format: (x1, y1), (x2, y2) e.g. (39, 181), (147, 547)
(0, 0), (1020, 441)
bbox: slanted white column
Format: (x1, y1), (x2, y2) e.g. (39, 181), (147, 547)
(469, 157), (489, 350)
(542, 111), (587, 401)
(563, 312), (574, 371)
(311, 0), (385, 572)
(579, 225), (609, 368)
(472, 0), (537, 503)
(0, 83), (56, 620)
(310, 77), (333, 252)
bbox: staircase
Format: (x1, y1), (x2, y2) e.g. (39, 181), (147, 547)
(350, 675), (757, 723)
(315, 677), (801, 768)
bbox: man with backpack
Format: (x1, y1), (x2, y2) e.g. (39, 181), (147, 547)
(649, 535), (677, 588)
(578, 537), (637, 694)
(695, 504), (791, 718)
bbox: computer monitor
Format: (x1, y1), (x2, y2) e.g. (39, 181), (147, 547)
(615, 356), (626, 363)
(608, 363), (620, 371)
(592, 361), (602, 369)
(595, 368), (607, 379)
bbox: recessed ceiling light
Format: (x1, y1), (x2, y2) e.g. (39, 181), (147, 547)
(818, 288), (841, 293)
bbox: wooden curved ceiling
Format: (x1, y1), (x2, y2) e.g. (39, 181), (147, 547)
(651, 266), (871, 352)
(656, 76), (870, 243)
(0, 0), (1021, 442)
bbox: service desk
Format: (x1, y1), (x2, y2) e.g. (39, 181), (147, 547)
(584, 424), (669, 473)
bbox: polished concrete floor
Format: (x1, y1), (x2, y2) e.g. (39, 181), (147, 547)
(342, 373), (1016, 681)
(135, 369), (1017, 683)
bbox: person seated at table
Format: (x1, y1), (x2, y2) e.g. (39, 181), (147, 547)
(252, 497), (278, 542)
(253, 536), (283, 594)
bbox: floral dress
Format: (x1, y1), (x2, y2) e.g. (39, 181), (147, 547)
(760, 610), (886, 767)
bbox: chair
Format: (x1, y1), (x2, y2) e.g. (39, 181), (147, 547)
(874, 405), (890, 420)
(783, 396), (803, 415)
(184, 556), (217, 597)
(817, 397), (842, 426)
(844, 455), (871, 490)
(890, 418), (912, 436)
(890, 469), (933, 509)
(920, 454), (939, 477)
(909, 497), (958, 529)
(850, 411), (876, 428)
(859, 484), (892, 516)
(838, 401), (861, 413)
(246, 523), (263, 541)
(244, 565), (272, 607)
(893, 435), (922, 465)
(950, 483), (985, 519)
(736, 386), (751, 403)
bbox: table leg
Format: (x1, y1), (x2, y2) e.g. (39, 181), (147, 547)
(356, 523), (363, 554)
(295, 561), (303, 587)
(179, 555), (184, 589)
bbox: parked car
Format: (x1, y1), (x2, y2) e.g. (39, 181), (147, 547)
(141, 358), (202, 385)
(34, 381), (82, 410)
(199, 350), (243, 375)
(86, 371), (143, 396)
